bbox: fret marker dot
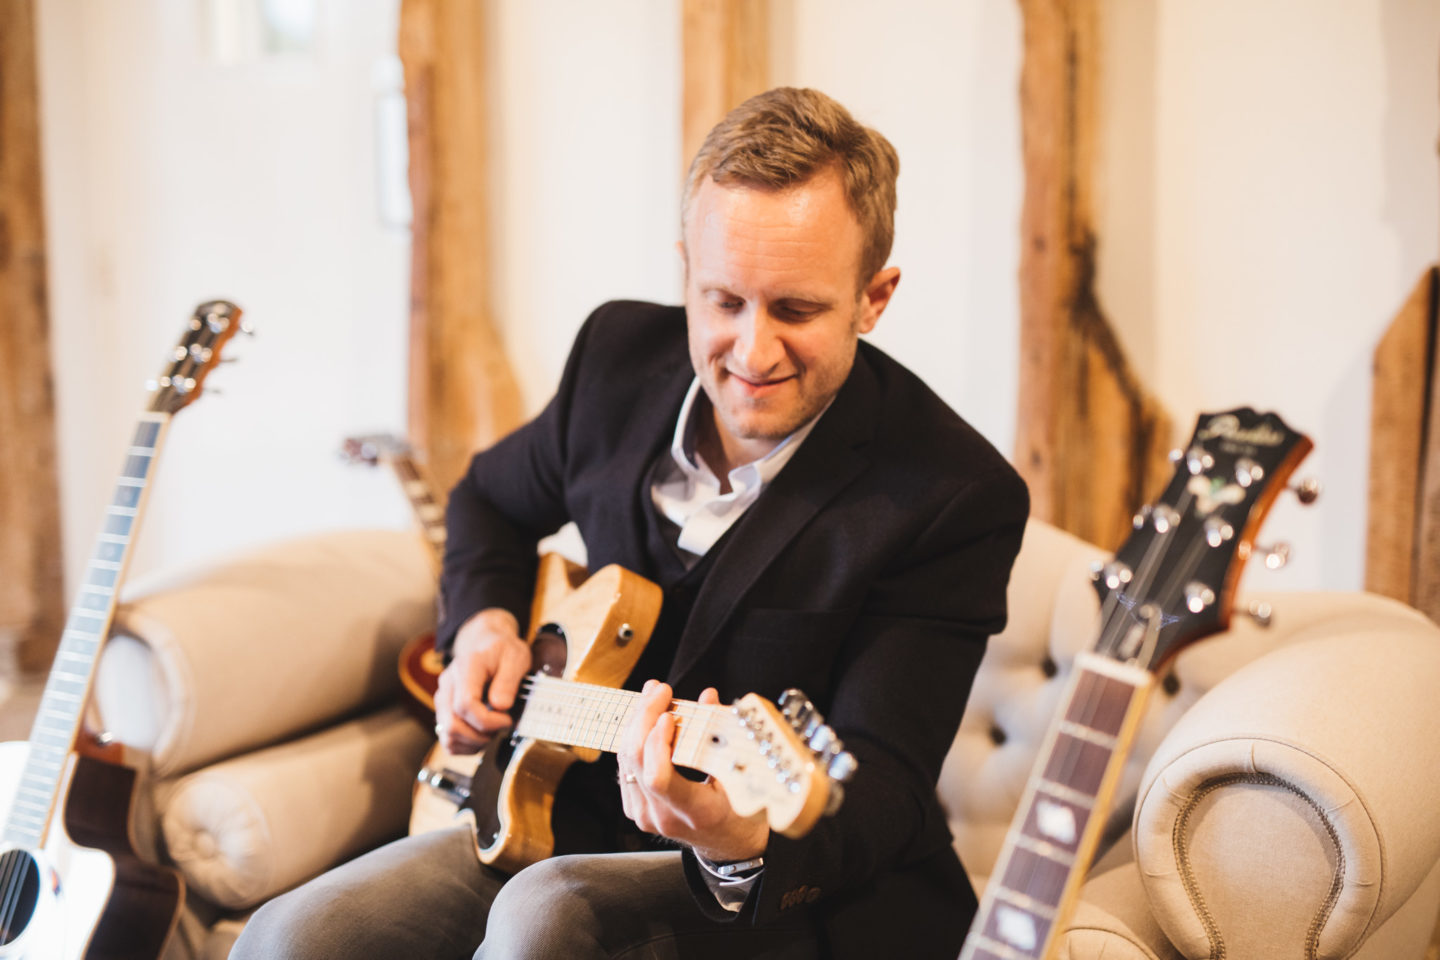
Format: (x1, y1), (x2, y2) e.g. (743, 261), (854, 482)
(996, 904), (1038, 950)
(1036, 798), (1077, 845)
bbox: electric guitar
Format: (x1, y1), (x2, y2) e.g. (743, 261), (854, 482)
(408, 555), (857, 874)
(339, 434), (446, 713)
(959, 407), (1315, 960)
(0, 302), (247, 960)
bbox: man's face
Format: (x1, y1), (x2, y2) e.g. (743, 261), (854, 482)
(682, 169), (898, 468)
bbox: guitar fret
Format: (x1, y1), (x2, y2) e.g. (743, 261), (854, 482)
(1034, 779), (1097, 809)
(90, 560), (121, 571)
(992, 886), (1059, 921)
(115, 477), (146, 488)
(1012, 833), (1076, 869)
(106, 505), (138, 517)
(98, 533), (128, 544)
(965, 935), (1029, 960)
(1055, 720), (1118, 750)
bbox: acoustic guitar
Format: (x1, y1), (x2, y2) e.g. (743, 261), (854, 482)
(408, 554), (857, 874)
(959, 407), (1315, 960)
(0, 302), (246, 960)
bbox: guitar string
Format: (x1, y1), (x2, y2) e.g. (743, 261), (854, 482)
(0, 846), (26, 937)
(519, 676), (727, 764)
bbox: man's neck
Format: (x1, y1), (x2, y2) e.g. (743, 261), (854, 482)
(692, 405), (776, 495)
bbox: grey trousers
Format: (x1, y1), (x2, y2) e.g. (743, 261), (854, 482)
(227, 826), (821, 960)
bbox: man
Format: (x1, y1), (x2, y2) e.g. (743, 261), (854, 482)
(232, 86), (1027, 960)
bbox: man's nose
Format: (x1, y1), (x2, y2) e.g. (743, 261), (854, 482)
(734, 311), (784, 375)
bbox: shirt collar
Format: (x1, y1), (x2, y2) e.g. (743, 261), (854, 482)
(668, 377), (824, 495)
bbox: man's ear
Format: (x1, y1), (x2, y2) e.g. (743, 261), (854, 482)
(857, 266), (901, 334)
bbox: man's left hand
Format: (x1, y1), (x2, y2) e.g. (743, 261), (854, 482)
(618, 680), (769, 863)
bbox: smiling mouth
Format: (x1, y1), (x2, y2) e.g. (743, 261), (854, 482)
(729, 371), (793, 389)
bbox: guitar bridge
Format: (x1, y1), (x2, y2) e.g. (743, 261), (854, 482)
(417, 765), (473, 805)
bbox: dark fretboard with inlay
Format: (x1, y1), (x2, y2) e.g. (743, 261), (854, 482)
(961, 655), (1151, 960)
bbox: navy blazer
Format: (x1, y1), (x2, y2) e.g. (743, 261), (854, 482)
(439, 300), (1028, 958)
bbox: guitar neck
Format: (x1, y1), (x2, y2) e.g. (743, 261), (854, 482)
(5, 413), (173, 848)
(388, 454), (446, 565)
(961, 654), (1153, 960)
(516, 674), (722, 770)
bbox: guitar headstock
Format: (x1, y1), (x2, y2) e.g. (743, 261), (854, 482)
(700, 689), (856, 839)
(341, 433), (413, 467)
(147, 301), (247, 414)
(1093, 407), (1313, 673)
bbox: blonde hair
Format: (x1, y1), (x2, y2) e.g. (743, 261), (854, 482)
(682, 87), (899, 287)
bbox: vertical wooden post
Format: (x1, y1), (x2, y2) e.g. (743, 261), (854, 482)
(1367, 267), (1440, 616)
(1014, 0), (1172, 551)
(682, 0), (769, 170)
(0, 0), (64, 673)
(399, 0), (522, 495)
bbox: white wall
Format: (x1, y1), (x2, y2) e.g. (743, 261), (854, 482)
(33, 0), (1440, 599)
(38, 0), (414, 590)
(771, 0), (1024, 457)
(1138, 0), (1438, 593)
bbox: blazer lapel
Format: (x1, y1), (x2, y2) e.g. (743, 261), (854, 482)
(669, 351), (880, 686)
(600, 359), (694, 573)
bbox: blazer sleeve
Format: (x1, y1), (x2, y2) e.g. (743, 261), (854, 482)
(683, 462), (1029, 927)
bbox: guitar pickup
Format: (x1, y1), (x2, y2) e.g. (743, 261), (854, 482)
(417, 765), (472, 806)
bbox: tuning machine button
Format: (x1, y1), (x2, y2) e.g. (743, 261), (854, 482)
(1234, 458), (1264, 487)
(1203, 516), (1235, 548)
(1291, 477), (1322, 505)
(1185, 446), (1216, 476)
(1242, 600), (1274, 627)
(827, 750), (858, 783)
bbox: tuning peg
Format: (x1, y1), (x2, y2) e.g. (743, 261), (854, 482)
(824, 782), (845, 816)
(808, 724), (837, 755)
(239, 319), (256, 336)
(1290, 477), (1321, 505)
(827, 750), (857, 783)
(1185, 446), (1216, 476)
(1257, 542), (1290, 570)
(1241, 600), (1274, 627)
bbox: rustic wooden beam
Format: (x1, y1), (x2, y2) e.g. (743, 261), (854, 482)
(1368, 267), (1440, 613)
(682, 0), (769, 171)
(399, 0), (522, 495)
(1014, 0), (1173, 551)
(0, 0), (64, 674)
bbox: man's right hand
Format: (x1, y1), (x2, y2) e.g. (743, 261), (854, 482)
(434, 608), (531, 754)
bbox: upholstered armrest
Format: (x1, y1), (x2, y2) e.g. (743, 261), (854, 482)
(156, 704), (432, 909)
(96, 529), (435, 778)
(1133, 596), (1440, 960)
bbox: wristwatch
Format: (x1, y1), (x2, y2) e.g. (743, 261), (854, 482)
(702, 855), (765, 879)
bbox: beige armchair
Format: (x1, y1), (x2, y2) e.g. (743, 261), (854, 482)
(97, 521), (1440, 959)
